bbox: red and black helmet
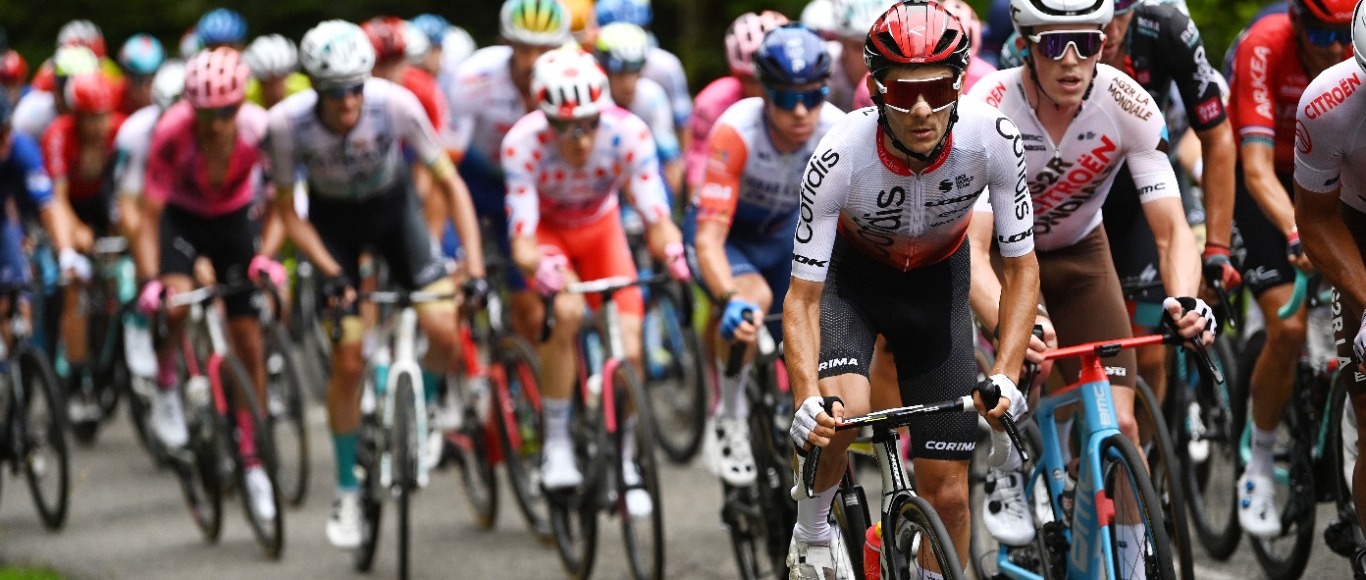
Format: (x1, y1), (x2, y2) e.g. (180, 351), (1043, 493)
(863, 0), (970, 77)
(1293, 0), (1356, 26)
(362, 16), (409, 64)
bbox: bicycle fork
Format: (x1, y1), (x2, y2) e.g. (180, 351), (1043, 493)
(378, 308), (429, 491)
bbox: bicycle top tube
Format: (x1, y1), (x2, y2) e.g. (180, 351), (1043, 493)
(562, 273), (669, 298)
(90, 236), (128, 257)
(359, 289), (457, 307)
(166, 283), (257, 309)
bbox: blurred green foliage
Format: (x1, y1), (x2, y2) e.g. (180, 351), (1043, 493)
(0, 0), (1283, 90)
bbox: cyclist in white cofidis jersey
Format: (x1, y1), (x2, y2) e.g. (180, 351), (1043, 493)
(265, 20), (485, 550)
(784, 2), (1039, 578)
(964, 0), (1216, 556)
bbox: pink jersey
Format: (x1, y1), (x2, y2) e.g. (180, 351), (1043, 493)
(502, 106), (670, 236)
(685, 76), (745, 188)
(145, 100), (268, 218)
(851, 58), (997, 110)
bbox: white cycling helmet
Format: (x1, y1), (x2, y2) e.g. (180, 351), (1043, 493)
(501, 0), (574, 46)
(801, 0), (840, 38)
(1010, 0), (1114, 33)
(151, 59), (187, 110)
(300, 20), (376, 89)
(443, 26), (478, 67)
(1355, 0), (1366, 74)
(834, 0), (892, 40)
(404, 20), (432, 63)
(244, 34), (299, 79)
(531, 46), (609, 120)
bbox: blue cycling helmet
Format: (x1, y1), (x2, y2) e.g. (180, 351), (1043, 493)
(596, 0), (652, 27)
(197, 8), (247, 46)
(753, 24), (831, 86)
(118, 34), (165, 76)
(411, 14), (451, 46)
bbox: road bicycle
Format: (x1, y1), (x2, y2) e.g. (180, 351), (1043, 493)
(61, 236), (135, 444)
(541, 274), (668, 580)
(257, 277), (310, 507)
(0, 286), (69, 530)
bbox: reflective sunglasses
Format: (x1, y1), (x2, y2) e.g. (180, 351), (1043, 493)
(764, 86), (829, 111)
(876, 75), (961, 113)
(1026, 30), (1107, 61)
(319, 84), (364, 100)
(194, 104), (240, 121)
(1304, 26), (1351, 47)
(548, 116), (601, 138)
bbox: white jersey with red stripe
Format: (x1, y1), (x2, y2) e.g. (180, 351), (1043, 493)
(692, 97), (845, 233)
(502, 105), (671, 236)
(445, 46), (530, 177)
(967, 64), (1179, 252)
(791, 100), (1034, 282)
(1294, 59), (1366, 214)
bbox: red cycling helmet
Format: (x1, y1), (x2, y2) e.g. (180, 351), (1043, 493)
(1294, 0), (1356, 26)
(864, 0), (970, 77)
(362, 16), (409, 64)
(0, 50), (27, 84)
(63, 72), (117, 114)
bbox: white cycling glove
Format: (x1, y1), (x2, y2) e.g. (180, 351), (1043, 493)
(59, 248), (91, 282)
(1164, 296), (1216, 343)
(985, 373), (1027, 421)
(789, 395), (827, 449)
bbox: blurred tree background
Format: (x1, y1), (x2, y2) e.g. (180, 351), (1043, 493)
(1, 0), (1287, 91)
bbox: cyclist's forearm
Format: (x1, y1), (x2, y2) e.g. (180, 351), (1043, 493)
(1197, 122), (1237, 247)
(783, 278), (824, 403)
(440, 174), (485, 278)
(274, 192), (340, 278)
(644, 218), (682, 260)
(117, 195), (140, 244)
(258, 210), (285, 258)
(511, 235), (541, 279)
(1297, 188), (1366, 309)
(1146, 197), (1202, 297)
(694, 223), (733, 298)
(967, 213), (1004, 332)
(135, 201), (162, 281)
(38, 205), (72, 253)
(991, 253), (1039, 380)
(1240, 143), (1296, 235)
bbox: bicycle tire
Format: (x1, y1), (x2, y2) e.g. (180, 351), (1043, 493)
(491, 334), (553, 541)
(453, 371), (499, 530)
(1133, 377), (1194, 580)
(394, 374), (417, 580)
(883, 492), (964, 580)
(218, 355), (284, 559)
(1175, 339), (1241, 559)
(613, 361), (666, 580)
(644, 286), (708, 464)
(18, 346), (69, 530)
(177, 373), (224, 542)
(1099, 432), (1177, 580)
(549, 368), (604, 580)
(1328, 368), (1361, 556)
(831, 479), (870, 575)
(721, 482), (765, 580)
(748, 358), (795, 579)
(353, 408), (385, 572)
(266, 325), (310, 507)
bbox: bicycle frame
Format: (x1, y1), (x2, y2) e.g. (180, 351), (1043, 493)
(998, 334), (1167, 580)
(361, 291), (440, 491)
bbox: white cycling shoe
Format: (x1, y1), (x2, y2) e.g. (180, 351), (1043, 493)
(621, 459), (652, 520)
(1237, 471), (1282, 538)
(541, 439), (583, 491)
(982, 468), (1035, 546)
(708, 416), (757, 487)
(327, 490), (362, 549)
(244, 465), (277, 522)
(787, 531), (854, 580)
(151, 389), (189, 449)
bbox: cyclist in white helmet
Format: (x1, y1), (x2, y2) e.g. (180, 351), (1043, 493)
(825, 0), (887, 111)
(595, 0), (694, 141)
(243, 34), (309, 109)
(594, 22), (683, 195)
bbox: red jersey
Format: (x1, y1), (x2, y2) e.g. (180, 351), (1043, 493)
(41, 112), (126, 202)
(401, 66), (448, 132)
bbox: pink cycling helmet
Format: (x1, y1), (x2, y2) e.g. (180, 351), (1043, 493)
(183, 46), (249, 109)
(724, 10), (789, 77)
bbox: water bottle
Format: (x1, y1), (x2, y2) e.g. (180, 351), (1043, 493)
(864, 522), (883, 580)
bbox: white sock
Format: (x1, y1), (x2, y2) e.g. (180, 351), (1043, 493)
(793, 486), (838, 544)
(1248, 426), (1277, 479)
(714, 358), (751, 419)
(542, 398), (572, 446)
(1116, 523), (1148, 578)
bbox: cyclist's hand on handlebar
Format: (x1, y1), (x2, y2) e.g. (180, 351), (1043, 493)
(1164, 296), (1216, 345)
(321, 273), (355, 310)
(974, 374), (1026, 430)
(1023, 315), (1056, 366)
(137, 280), (167, 315)
(533, 254), (568, 297)
(721, 298), (760, 343)
(59, 248), (91, 283)
(663, 241), (691, 282)
(248, 255), (287, 289)
(461, 277), (490, 308)
(790, 395), (841, 449)
(1202, 243), (1242, 293)
(1286, 229), (1315, 273)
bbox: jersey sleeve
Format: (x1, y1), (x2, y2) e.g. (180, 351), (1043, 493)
(1162, 9), (1228, 132)
(142, 117), (175, 205)
(40, 122), (67, 183)
(620, 114), (671, 225)
(641, 83), (680, 162)
(500, 121), (543, 238)
(1294, 72), (1361, 194)
(648, 49), (693, 128)
(1109, 73), (1182, 204)
(443, 65), (478, 158)
(265, 106), (298, 190)
(1228, 24), (1277, 146)
(9, 135), (54, 210)
(390, 86), (446, 167)
(693, 122), (749, 227)
(113, 124), (148, 197)
(791, 139), (852, 283)
(983, 115), (1034, 257)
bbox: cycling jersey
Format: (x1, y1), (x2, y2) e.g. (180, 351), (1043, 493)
(686, 76), (744, 188)
(12, 89), (55, 139)
(145, 100), (268, 218)
(267, 78), (445, 201)
(968, 64), (1178, 252)
(641, 47), (692, 129)
(42, 112), (126, 203)
(693, 97), (845, 233)
(0, 132), (53, 286)
(113, 104), (159, 197)
(616, 76), (680, 162)
(1116, 1), (1228, 133)
(501, 105), (670, 235)
(791, 100), (1033, 282)
(1295, 59), (1366, 213)
(445, 46), (528, 179)
(245, 72), (311, 108)
(1227, 13), (1312, 175)
(402, 66), (448, 131)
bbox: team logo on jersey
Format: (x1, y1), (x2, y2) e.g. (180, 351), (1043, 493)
(1180, 20), (1201, 48)
(1250, 46), (1274, 120)
(1031, 135), (1120, 234)
(1303, 73), (1362, 120)
(796, 148), (840, 244)
(1296, 120), (1313, 155)
(1195, 96), (1224, 126)
(1107, 77), (1154, 122)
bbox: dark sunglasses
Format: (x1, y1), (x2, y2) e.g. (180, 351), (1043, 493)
(194, 104), (240, 121)
(1027, 30), (1107, 61)
(1304, 26), (1351, 47)
(319, 84), (365, 100)
(876, 76), (961, 113)
(764, 86), (828, 111)
(548, 116), (601, 138)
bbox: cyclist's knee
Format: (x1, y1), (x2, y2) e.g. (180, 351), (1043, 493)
(1266, 313), (1308, 351)
(549, 293), (585, 342)
(1116, 405), (1141, 445)
(919, 472), (970, 523)
(331, 344), (366, 384)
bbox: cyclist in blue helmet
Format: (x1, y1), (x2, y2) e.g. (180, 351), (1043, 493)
(596, 0), (652, 27)
(197, 8), (247, 49)
(117, 34), (165, 112)
(411, 14), (450, 46)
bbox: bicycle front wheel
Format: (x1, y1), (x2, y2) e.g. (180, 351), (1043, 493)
(393, 374), (418, 580)
(1174, 340), (1240, 559)
(1099, 433), (1177, 580)
(883, 492), (963, 580)
(218, 355), (284, 559)
(549, 371), (603, 580)
(19, 346), (69, 530)
(177, 373), (224, 542)
(642, 287), (707, 464)
(1134, 378), (1193, 580)
(452, 371), (499, 529)
(265, 325), (310, 507)
(613, 361), (665, 580)
(492, 334), (552, 541)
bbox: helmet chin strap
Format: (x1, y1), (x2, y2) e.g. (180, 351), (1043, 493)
(1024, 55), (1096, 116)
(875, 98), (960, 164)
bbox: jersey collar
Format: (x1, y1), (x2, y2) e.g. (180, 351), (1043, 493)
(876, 125), (952, 176)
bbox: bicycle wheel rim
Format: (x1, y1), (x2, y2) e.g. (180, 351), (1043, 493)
(722, 483), (765, 580)
(747, 372), (795, 579)
(493, 335), (552, 540)
(19, 348), (69, 530)
(644, 290), (707, 464)
(1178, 342), (1241, 559)
(886, 493), (964, 580)
(1100, 433), (1176, 580)
(266, 327), (310, 507)
(179, 383), (224, 542)
(614, 362), (665, 580)
(453, 375), (499, 528)
(549, 377), (601, 579)
(353, 414), (384, 572)
(394, 375), (417, 580)
(220, 356), (284, 558)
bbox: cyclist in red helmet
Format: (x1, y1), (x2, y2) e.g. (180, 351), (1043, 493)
(786, 2), (1039, 577)
(0, 50), (27, 107)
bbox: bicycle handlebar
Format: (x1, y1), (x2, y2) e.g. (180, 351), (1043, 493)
(723, 309), (755, 378)
(537, 273), (672, 344)
(1277, 269), (1310, 320)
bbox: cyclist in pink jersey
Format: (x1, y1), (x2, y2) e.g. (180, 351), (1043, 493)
(134, 47), (279, 526)
(501, 47), (689, 518)
(685, 11), (788, 190)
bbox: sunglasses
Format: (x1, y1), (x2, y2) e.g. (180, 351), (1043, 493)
(548, 116), (601, 138)
(194, 104), (240, 121)
(876, 76), (962, 113)
(1304, 26), (1351, 47)
(319, 84), (364, 100)
(764, 86), (829, 111)
(1027, 30), (1107, 61)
